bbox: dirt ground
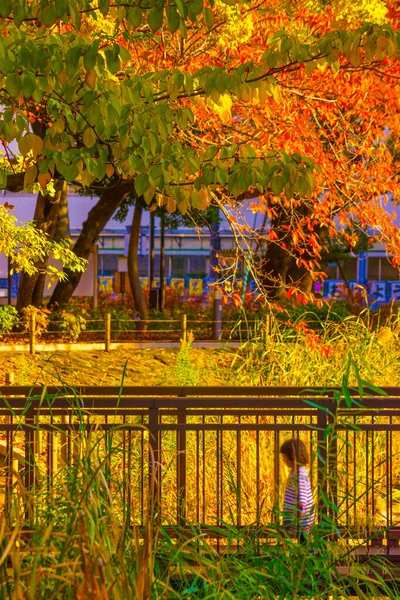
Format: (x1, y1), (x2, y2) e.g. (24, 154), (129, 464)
(0, 347), (231, 387)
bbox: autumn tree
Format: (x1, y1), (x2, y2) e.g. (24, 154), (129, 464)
(0, 0), (399, 309)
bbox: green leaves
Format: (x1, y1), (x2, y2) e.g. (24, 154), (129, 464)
(0, 0), (11, 18)
(105, 45), (121, 74)
(135, 173), (150, 196)
(166, 6), (180, 33)
(21, 72), (36, 98)
(0, 169), (7, 190)
(147, 7), (163, 33)
(128, 6), (142, 28)
(6, 73), (21, 97)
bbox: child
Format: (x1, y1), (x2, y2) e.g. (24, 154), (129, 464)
(280, 438), (314, 542)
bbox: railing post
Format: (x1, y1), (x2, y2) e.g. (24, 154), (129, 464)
(24, 403), (35, 521)
(181, 313), (187, 343)
(317, 399), (329, 523)
(105, 313), (111, 352)
(213, 288), (222, 340)
(148, 406), (160, 519)
(29, 312), (36, 355)
(317, 397), (338, 527)
(177, 406), (187, 526)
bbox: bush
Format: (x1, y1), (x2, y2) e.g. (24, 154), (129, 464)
(21, 305), (50, 338)
(58, 310), (87, 341)
(0, 304), (18, 335)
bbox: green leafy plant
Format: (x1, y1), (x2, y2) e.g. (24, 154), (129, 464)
(0, 304), (18, 335)
(174, 331), (200, 386)
(58, 310), (87, 341)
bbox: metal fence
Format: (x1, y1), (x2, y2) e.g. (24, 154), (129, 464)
(1, 385), (400, 547)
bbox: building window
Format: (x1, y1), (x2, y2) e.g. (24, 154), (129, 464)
(381, 258), (399, 281)
(171, 256), (186, 276)
(189, 256), (207, 276)
(101, 254), (118, 275)
(368, 257), (380, 281)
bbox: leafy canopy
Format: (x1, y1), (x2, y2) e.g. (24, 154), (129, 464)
(0, 0), (399, 213)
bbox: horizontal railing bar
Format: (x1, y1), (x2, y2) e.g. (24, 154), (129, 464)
(4, 422), (400, 433)
(2, 385), (400, 397)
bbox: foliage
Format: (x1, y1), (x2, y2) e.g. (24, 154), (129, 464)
(0, 0), (400, 306)
(58, 309), (87, 341)
(174, 331), (200, 385)
(0, 204), (86, 279)
(21, 305), (50, 338)
(0, 304), (18, 335)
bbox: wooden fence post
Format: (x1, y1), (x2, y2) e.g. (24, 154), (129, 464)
(105, 313), (111, 352)
(29, 312), (36, 355)
(5, 372), (14, 385)
(181, 313), (187, 343)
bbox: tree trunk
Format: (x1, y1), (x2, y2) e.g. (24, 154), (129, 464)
(31, 181), (70, 306)
(159, 214), (165, 312)
(128, 201), (148, 330)
(16, 181), (65, 311)
(260, 204), (319, 303)
(48, 181), (135, 309)
(53, 181), (70, 242)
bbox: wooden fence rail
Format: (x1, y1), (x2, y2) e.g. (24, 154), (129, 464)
(1, 385), (400, 553)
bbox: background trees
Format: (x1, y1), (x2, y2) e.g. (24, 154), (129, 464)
(0, 0), (399, 309)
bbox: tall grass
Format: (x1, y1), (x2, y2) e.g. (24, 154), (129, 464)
(229, 309), (400, 387)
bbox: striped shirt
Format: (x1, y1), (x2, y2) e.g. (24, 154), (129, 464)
(283, 466), (314, 534)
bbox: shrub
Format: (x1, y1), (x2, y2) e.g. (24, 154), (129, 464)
(21, 305), (50, 338)
(0, 304), (18, 335)
(58, 310), (87, 341)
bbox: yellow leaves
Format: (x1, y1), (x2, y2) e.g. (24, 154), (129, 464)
(199, 187), (210, 210)
(51, 118), (65, 135)
(166, 197), (176, 214)
(210, 93), (232, 124)
(82, 128), (96, 148)
(106, 164), (114, 178)
(85, 69), (97, 89)
(56, 70), (67, 85)
(38, 172), (51, 189)
(18, 133), (43, 158)
(24, 165), (37, 187)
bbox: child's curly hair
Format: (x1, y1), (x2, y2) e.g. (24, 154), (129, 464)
(280, 438), (309, 465)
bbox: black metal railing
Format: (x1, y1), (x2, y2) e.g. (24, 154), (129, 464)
(1, 385), (400, 548)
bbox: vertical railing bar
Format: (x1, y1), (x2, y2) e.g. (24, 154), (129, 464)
(317, 400), (328, 523)
(366, 429), (369, 539)
(148, 405), (160, 521)
(346, 427), (349, 529)
(353, 420), (357, 530)
(371, 415), (375, 525)
(389, 416), (393, 528)
(386, 429), (390, 539)
(237, 415), (241, 529)
(140, 415), (144, 527)
(256, 415), (260, 525)
(202, 414), (205, 524)
(196, 427), (200, 524)
(177, 406), (187, 526)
